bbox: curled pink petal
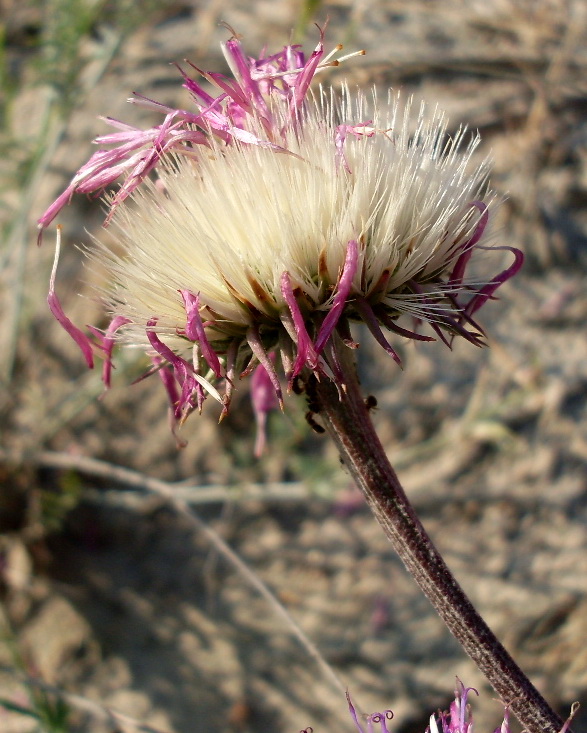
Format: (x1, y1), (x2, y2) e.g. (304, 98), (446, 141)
(37, 187), (77, 235)
(151, 356), (188, 448)
(47, 229), (94, 368)
(178, 63), (220, 106)
(146, 318), (202, 419)
(449, 201), (488, 287)
(222, 38), (271, 120)
(366, 710), (394, 733)
(154, 357), (180, 410)
(100, 315), (132, 387)
(146, 319), (181, 366)
(197, 68), (253, 112)
(314, 239), (359, 355)
(47, 291), (95, 369)
(87, 315), (131, 388)
(180, 290), (222, 378)
(464, 246), (524, 317)
(250, 355), (280, 457)
(280, 271), (319, 378)
(289, 27), (325, 116)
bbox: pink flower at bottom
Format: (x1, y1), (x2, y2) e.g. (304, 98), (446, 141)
(326, 682), (511, 733)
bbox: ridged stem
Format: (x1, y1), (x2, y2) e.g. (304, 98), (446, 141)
(312, 348), (567, 733)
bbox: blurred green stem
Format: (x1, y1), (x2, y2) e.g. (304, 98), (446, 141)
(0, 25), (121, 384)
(293, 0), (324, 43)
(313, 343), (568, 733)
(1, 96), (63, 383)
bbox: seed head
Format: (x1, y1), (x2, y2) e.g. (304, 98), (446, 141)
(42, 28), (522, 436)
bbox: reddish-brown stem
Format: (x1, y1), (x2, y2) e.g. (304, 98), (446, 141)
(313, 349), (568, 733)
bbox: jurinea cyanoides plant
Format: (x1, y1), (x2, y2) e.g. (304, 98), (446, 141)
(39, 27), (573, 733)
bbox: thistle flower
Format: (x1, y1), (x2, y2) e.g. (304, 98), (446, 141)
(40, 34), (573, 733)
(42, 28), (522, 435)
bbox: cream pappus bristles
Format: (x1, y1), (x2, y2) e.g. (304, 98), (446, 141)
(95, 87), (491, 348)
(43, 28), (522, 433)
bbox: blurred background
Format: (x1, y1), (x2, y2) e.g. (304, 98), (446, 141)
(1, 0), (586, 731)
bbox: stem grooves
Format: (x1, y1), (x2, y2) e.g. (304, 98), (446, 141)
(313, 355), (567, 733)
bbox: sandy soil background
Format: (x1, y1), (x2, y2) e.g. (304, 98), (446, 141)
(1, 1), (586, 731)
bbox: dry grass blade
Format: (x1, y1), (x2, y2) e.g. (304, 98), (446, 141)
(0, 663), (174, 733)
(0, 448), (346, 701)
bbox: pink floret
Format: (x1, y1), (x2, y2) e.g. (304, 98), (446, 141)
(250, 357), (280, 457)
(38, 28), (332, 237)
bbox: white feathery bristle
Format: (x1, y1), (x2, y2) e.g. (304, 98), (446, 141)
(93, 87), (493, 348)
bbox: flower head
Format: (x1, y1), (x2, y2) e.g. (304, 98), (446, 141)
(42, 29), (522, 435)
